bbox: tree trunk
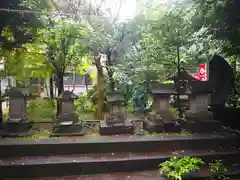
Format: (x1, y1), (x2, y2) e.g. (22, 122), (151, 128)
(94, 55), (105, 120)
(176, 43), (183, 118)
(56, 72), (64, 117)
(49, 76), (54, 99)
(106, 51), (115, 91)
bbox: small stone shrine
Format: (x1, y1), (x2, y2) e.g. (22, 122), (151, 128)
(143, 83), (176, 133)
(169, 68), (214, 120)
(184, 81), (214, 120)
(169, 68), (223, 132)
(99, 92), (133, 135)
(51, 91), (84, 136)
(1, 88), (32, 137)
(169, 68), (198, 109)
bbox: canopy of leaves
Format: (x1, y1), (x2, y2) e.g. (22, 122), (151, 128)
(0, 0), (51, 49)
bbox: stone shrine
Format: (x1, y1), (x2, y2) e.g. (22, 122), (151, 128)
(1, 88), (32, 137)
(99, 92), (133, 135)
(143, 83), (176, 133)
(185, 81), (214, 120)
(169, 68), (198, 109)
(51, 91), (84, 136)
(169, 69), (223, 132)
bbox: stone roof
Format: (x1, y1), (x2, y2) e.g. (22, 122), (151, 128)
(57, 91), (78, 100)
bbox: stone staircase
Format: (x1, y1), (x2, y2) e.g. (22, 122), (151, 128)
(0, 132), (239, 179)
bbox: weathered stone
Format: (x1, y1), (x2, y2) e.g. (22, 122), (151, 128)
(1, 88), (32, 137)
(143, 84), (175, 133)
(100, 92), (133, 135)
(209, 55), (234, 107)
(51, 91), (84, 137)
(185, 81), (214, 121)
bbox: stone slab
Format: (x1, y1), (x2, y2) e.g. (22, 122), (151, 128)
(99, 120), (134, 135)
(0, 129), (33, 138)
(52, 121), (84, 135)
(142, 120), (164, 133)
(2, 120), (33, 133)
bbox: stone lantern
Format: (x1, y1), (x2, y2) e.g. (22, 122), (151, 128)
(143, 83), (175, 133)
(51, 91), (84, 137)
(1, 87), (32, 136)
(99, 92), (133, 135)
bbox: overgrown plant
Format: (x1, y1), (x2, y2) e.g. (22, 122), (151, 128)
(209, 160), (229, 180)
(158, 155), (205, 180)
(27, 99), (56, 121)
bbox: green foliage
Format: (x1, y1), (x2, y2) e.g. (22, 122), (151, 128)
(27, 99), (56, 121)
(37, 19), (89, 73)
(158, 155), (205, 180)
(3, 107), (8, 120)
(0, 0), (50, 49)
(209, 160), (229, 180)
(75, 85), (107, 114)
(75, 93), (96, 114)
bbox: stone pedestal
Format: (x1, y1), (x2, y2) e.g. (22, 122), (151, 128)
(51, 91), (84, 137)
(99, 92), (133, 135)
(185, 94), (214, 120)
(143, 84), (176, 133)
(143, 112), (163, 133)
(1, 88), (32, 137)
(52, 121), (84, 136)
(184, 92), (222, 132)
(99, 120), (133, 135)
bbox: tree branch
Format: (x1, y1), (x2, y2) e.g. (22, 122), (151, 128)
(112, 0), (124, 24)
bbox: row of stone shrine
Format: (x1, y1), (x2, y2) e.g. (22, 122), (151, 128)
(0, 68), (214, 137)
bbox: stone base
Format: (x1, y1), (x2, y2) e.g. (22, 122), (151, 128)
(163, 121), (182, 133)
(142, 120), (164, 133)
(99, 120), (134, 135)
(1, 120), (33, 134)
(185, 110), (214, 121)
(51, 121), (85, 137)
(179, 120), (223, 133)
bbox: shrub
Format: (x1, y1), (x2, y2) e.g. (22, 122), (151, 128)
(75, 85), (108, 114)
(159, 155), (205, 180)
(209, 160), (229, 180)
(27, 99), (56, 121)
(75, 93), (96, 114)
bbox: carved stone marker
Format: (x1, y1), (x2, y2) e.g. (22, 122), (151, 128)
(185, 81), (214, 120)
(183, 81), (223, 132)
(209, 55), (234, 107)
(2, 88), (32, 136)
(143, 83), (176, 133)
(99, 92), (133, 135)
(51, 91), (84, 136)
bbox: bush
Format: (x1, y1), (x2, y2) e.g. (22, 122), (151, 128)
(159, 155), (205, 180)
(75, 93), (96, 114)
(3, 107), (8, 120)
(27, 99), (56, 121)
(75, 85), (108, 114)
(209, 160), (229, 180)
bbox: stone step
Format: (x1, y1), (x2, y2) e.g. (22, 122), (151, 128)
(0, 133), (238, 157)
(0, 149), (239, 178)
(14, 167), (240, 180)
